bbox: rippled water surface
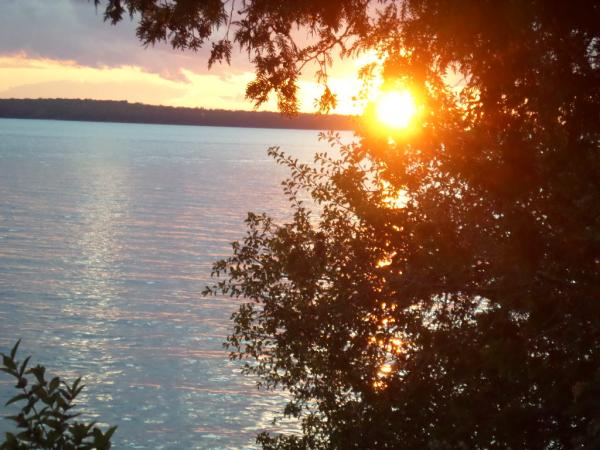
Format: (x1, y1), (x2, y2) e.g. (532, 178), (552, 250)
(0, 118), (346, 449)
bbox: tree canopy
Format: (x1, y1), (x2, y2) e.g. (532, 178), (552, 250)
(98, 1), (600, 448)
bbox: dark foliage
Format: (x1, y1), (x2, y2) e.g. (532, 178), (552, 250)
(97, 1), (600, 448)
(93, 0), (374, 114)
(0, 99), (353, 130)
(0, 341), (116, 450)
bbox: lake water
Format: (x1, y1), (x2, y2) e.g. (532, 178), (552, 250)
(0, 118), (348, 449)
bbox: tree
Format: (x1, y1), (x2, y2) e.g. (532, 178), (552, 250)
(98, 1), (600, 448)
(0, 341), (117, 450)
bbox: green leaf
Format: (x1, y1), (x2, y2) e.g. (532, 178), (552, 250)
(48, 377), (60, 393)
(105, 426), (117, 441)
(2, 355), (16, 371)
(10, 340), (20, 360)
(5, 394), (28, 407)
(32, 365), (46, 384)
(18, 357), (30, 378)
(3, 432), (18, 446)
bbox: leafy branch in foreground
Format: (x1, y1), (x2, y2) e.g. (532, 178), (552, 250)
(0, 341), (116, 450)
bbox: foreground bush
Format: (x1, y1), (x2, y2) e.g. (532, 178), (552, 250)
(0, 341), (116, 450)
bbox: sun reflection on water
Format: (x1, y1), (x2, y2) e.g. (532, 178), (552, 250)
(366, 299), (412, 391)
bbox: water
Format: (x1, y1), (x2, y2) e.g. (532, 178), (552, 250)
(0, 118), (348, 449)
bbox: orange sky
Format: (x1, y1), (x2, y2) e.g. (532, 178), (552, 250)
(0, 1), (380, 115)
(0, 53), (366, 114)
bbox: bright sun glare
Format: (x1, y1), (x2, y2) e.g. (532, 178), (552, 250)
(375, 90), (417, 130)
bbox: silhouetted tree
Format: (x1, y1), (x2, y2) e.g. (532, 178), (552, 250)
(99, 1), (600, 448)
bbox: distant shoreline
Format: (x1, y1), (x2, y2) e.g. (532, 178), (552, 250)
(0, 98), (355, 131)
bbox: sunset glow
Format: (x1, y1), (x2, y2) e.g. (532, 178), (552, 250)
(375, 90), (417, 130)
(0, 54), (363, 114)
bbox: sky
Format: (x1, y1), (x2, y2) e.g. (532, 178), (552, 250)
(0, 0), (363, 114)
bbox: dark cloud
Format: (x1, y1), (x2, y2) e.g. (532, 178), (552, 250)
(0, 0), (252, 80)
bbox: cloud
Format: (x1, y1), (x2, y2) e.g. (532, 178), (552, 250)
(0, 0), (362, 113)
(0, 55), (273, 110)
(0, 0), (252, 81)
(0, 53), (361, 113)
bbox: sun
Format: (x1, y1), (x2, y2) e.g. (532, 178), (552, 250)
(375, 90), (417, 130)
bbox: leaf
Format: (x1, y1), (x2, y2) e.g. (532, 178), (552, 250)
(5, 394), (28, 407)
(10, 340), (20, 360)
(105, 425), (117, 441)
(48, 377), (60, 393)
(27, 365), (46, 384)
(2, 355), (16, 371)
(3, 432), (18, 446)
(18, 357), (30, 378)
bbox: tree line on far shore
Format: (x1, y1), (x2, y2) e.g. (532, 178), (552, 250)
(0, 98), (354, 131)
